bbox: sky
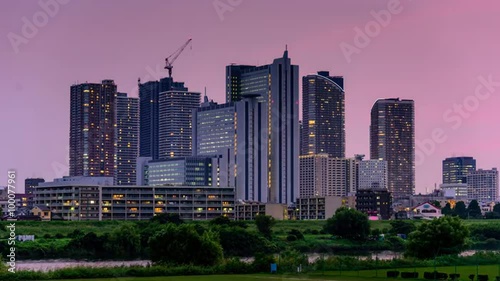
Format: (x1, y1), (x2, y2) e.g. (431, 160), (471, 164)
(1, 0), (500, 194)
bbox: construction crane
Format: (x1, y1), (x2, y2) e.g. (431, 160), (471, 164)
(165, 38), (192, 78)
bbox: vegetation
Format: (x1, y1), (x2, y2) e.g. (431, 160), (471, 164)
(467, 200), (483, 218)
(2, 253), (500, 280)
(148, 223), (223, 266)
(406, 216), (469, 259)
(323, 207), (370, 241)
(1, 217), (500, 264)
(254, 214), (275, 239)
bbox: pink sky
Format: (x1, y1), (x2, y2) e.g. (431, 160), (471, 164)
(1, 0), (500, 193)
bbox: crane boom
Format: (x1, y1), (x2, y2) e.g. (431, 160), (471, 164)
(165, 38), (192, 78)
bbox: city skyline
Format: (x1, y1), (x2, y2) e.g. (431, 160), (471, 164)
(2, 1), (500, 193)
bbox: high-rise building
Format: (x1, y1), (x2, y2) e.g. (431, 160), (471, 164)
(25, 178), (45, 195)
(299, 154), (356, 198)
(115, 93), (139, 185)
(228, 50), (299, 204)
(301, 71), (345, 157)
(442, 156), (476, 184)
(467, 168), (499, 202)
(370, 98), (415, 200)
(158, 90), (200, 159)
(357, 159), (388, 190)
(139, 77), (188, 160)
(193, 99), (236, 156)
(70, 80), (117, 178)
(226, 65), (256, 103)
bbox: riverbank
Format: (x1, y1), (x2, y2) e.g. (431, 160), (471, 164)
(2, 252), (500, 280)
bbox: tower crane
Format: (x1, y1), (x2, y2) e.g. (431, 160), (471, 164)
(165, 38), (192, 78)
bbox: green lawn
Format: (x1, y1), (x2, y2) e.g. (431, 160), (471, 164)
(51, 265), (500, 281)
(1, 219), (496, 238)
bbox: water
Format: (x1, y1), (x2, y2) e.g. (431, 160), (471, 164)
(11, 250), (490, 272)
(15, 260), (150, 272)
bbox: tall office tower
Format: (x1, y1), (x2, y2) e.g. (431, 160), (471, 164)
(301, 71), (345, 157)
(442, 156), (476, 184)
(467, 168), (499, 202)
(70, 80), (117, 178)
(139, 77), (188, 160)
(192, 98), (237, 188)
(226, 65), (256, 102)
(229, 50), (299, 204)
(357, 159), (388, 190)
(193, 99), (236, 156)
(25, 178), (45, 195)
(158, 90), (200, 159)
(370, 98), (415, 200)
(299, 154), (356, 198)
(115, 93), (139, 185)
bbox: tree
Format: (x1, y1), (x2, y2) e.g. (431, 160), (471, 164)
(431, 200), (442, 208)
(210, 215), (232, 226)
(149, 224), (223, 266)
(441, 203), (453, 216)
(454, 201), (467, 219)
(389, 220), (416, 236)
(150, 213), (184, 225)
(467, 200), (482, 218)
(255, 214), (276, 239)
(484, 212), (500, 219)
(405, 216), (469, 259)
(493, 203), (500, 214)
(107, 223), (141, 259)
(323, 207), (370, 241)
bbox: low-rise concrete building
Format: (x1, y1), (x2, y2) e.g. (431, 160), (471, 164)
(294, 196), (355, 220)
(234, 201), (288, 220)
(34, 177), (235, 221)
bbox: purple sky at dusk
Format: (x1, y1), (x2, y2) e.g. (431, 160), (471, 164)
(1, 0), (500, 193)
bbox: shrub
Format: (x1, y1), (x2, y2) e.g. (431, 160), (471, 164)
(253, 253), (276, 273)
(55, 233), (64, 239)
(478, 275), (489, 281)
(424, 271), (448, 280)
(224, 258), (252, 274)
(401, 272), (418, 278)
(43, 234), (52, 239)
(311, 229), (319, 235)
(286, 234), (297, 242)
(450, 273), (461, 280)
(470, 274), (476, 281)
(288, 229), (304, 240)
(387, 270), (400, 278)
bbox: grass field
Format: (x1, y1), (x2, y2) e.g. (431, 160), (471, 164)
(51, 265), (500, 281)
(2, 219), (496, 237)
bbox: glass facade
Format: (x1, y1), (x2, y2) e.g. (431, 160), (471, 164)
(442, 156), (476, 184)
(301, 71), (345, 158)
(370, 98), (415, 200)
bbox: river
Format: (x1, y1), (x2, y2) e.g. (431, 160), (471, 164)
(11, 250), (488, 272)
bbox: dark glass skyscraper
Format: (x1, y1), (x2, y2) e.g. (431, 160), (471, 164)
(138, 77), (188, 160)
(228, 50), (299, 204)
(226, 65), (255, 103)
(442, 156), (476, 184)
(370, 98), (415, 200)
(301, 71), (345, 157)
(115, 93), (139, 185)
(70, 80), (116, 178)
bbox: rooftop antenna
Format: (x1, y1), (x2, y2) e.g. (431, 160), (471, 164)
(204, 87), (208, 103)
